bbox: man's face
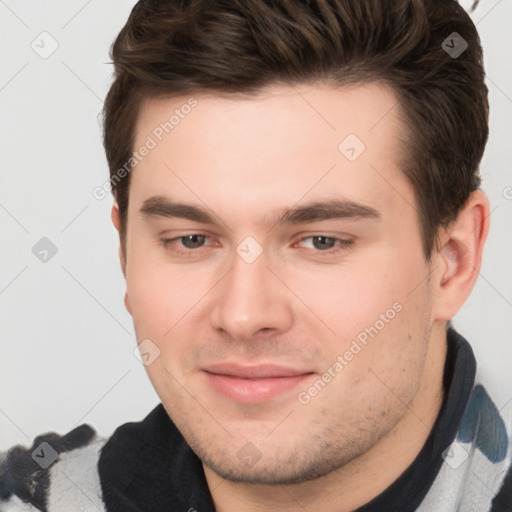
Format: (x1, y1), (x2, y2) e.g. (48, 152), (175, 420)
(123, 82), (436, 483)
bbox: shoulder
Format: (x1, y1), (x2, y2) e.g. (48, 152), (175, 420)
(418, 379), (512, 511)
(0, 424), (108, 511)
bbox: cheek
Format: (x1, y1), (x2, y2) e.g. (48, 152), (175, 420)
(125, 261), (197, 395)
(125, 254), (224, 385)
(291, 250), (431, 378)
(281, 255), (411, 341)
(346, 278), (432, 406)
(309, 298), (430, 429)
(125, 248), (207, 336)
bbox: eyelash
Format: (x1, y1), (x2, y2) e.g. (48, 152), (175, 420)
(160, 234), (354, 257)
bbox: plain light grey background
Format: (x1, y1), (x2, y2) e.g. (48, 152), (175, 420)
(1, 0), (511, 450)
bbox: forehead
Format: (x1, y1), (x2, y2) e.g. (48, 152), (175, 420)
(135, 82), (403, 152)
(130, 82), (414, 224)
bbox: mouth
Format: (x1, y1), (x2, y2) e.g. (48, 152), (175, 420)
(201, 363), (315, 404)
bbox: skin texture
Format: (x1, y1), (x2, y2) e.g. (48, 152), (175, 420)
(112, 82), (489, 511)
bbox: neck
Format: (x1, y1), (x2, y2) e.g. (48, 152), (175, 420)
(204, 325), (448, 512)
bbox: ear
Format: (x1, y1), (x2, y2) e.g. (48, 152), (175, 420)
(111, 202), (132, 315)
(432, 189), (490, 321)
(111, 201), (127, 278)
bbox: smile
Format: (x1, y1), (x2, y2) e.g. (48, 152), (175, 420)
(201, 364), (314, 403)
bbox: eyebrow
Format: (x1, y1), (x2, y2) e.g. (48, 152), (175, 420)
(140, 195), (380, 228)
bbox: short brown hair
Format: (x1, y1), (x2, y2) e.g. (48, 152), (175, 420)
(102, 0), (488, 258)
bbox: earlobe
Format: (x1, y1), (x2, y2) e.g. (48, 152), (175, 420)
(111, 201), (121, 232)
(124, 292), (132, 315)
(433, 190), (490, 320)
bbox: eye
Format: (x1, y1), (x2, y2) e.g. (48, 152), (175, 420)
(297, 235), (353, 253)
(160, 234), (212, 255)
(178, 234), (207, 249)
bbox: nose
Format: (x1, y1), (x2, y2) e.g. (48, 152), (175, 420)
(209, 248), (294, 341)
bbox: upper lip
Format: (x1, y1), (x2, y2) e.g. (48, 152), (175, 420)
(203, 363), (312, 379)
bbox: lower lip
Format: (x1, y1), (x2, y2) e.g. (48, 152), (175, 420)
(203, 372), (313, 404)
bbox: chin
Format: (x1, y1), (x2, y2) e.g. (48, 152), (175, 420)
(194, 435), (365, 485)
